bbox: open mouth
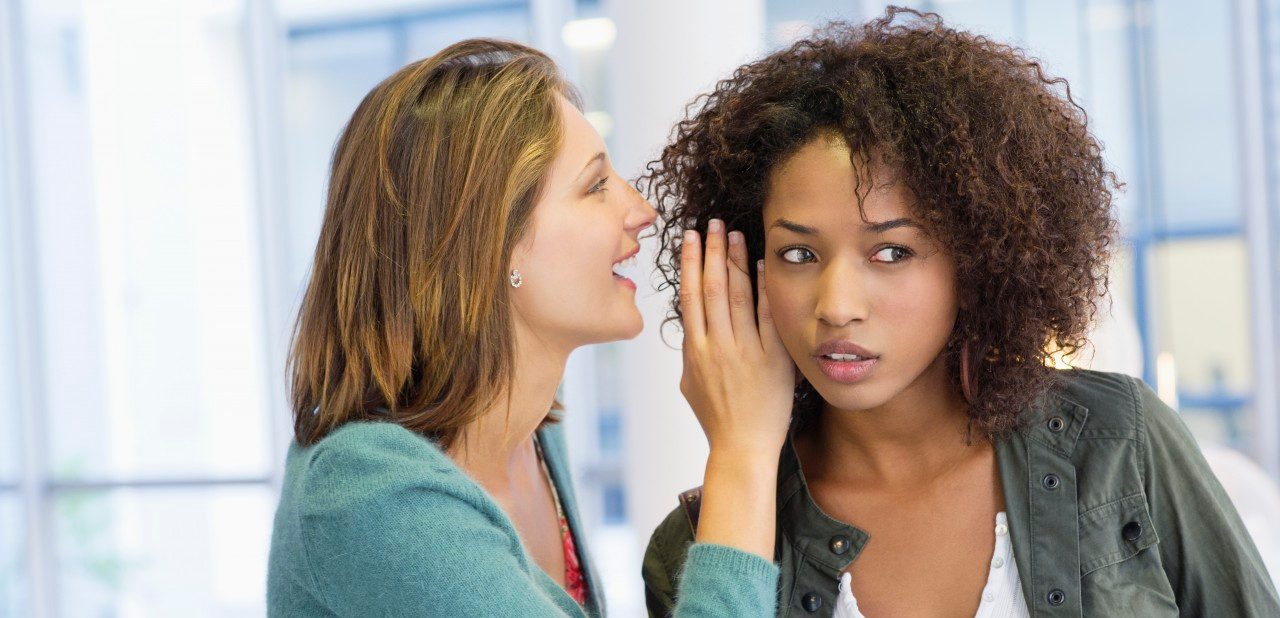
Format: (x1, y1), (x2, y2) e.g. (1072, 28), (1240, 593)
(819, 353), (872, 362)
(815, 354), (878, 383)
(612, 250), (640, 289)
(814, 341), (880, 384)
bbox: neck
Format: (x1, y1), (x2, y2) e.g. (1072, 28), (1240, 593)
(449, 320), (570, 486)
(799, 354), (981, 488)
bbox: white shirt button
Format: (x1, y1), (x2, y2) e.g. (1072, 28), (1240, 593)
(995, 523), (1009, 536)
(992, 556), (1005, 569)
(984, 591), (995, 603)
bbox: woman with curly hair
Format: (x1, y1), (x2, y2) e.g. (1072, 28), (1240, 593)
(642, 8), (1280, 617)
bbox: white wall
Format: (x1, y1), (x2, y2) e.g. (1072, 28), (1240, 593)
(606, 0), (767, 548)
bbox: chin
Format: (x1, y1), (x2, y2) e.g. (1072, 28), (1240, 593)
(617, 312), (644, 339)
(804, 372), (894, 413)
(588, 311), (644, 344)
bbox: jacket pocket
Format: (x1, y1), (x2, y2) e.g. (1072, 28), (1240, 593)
(1079, 492), (1160, 576)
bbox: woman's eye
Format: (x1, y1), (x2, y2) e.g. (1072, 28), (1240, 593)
(871, 246), (913, 263)
(588, 177), (608, 194)
(780, 247), (816, 263)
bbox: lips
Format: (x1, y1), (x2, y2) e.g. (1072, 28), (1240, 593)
(813, 340), (879, 384)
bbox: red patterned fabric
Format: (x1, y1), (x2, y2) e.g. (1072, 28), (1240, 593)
(534, 435), (589, 607)
(560, 518), (588, 605)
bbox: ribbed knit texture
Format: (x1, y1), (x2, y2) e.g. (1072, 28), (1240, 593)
(267, 420), (779, 617)
(674, 544), (780, 617)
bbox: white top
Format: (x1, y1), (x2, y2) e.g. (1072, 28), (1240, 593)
(833, 512), (1031, 618)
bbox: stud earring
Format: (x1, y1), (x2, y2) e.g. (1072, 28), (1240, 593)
(509, 269), (523, 288)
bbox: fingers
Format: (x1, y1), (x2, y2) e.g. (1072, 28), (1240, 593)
(726, 230), (759, 346)
(756, 259), (784, 355)
(679, 229), (706, 341)
(701, 219), (733, 344)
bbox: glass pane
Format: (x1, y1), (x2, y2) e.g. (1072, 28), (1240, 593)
(0, 493), (26, 617)
(1023, 0), (1086, 89)
(765, 0), (865, 48)
(0, 135), (17, 486)
(54, 486), (272, 617)
(1082, 0), (1142, 232)
(1150, 0), (1241, 229)
(405, 6), (531, 59)
(23, 0), (273, 481)
(1152, 237), (1253, 449)
(283, 27), (399, 293)
(930, 0), (1019, 42)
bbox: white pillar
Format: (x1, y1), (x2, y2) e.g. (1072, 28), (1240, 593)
(606, 0), (766, 548)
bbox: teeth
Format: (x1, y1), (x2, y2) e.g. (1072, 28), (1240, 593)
(825, 353), (864, 361)
(613, 254), (640, 278)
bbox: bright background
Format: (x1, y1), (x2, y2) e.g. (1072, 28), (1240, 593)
(2, 0), (1280, 616)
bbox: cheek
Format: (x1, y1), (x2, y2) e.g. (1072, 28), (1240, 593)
(530, 211), (615, 279)
(764, 273), (814, 350)
(875, 264), (958, 344)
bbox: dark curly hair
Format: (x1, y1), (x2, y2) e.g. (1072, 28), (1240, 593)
(641, 7), (1121, 437)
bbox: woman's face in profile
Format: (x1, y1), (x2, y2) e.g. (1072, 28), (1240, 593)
(762, 134), (960, 413)
(510, 95), (657, 351)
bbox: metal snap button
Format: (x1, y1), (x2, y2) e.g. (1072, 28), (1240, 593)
(801, 592), (823, 613)
(1047, 588), (1066, 606)
(1042, 473), (1061, 490)
(1047, 416), (1065, 433)
(1122, 521), (1142, 542)
(829, 535), (850, 555)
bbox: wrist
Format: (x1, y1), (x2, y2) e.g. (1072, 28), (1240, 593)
(705, 443), (783, 477)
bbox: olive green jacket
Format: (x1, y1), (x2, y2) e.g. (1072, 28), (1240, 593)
(643, 370), (1280, 617)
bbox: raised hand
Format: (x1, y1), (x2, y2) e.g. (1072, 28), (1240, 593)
(679, 218), (795, 454)
(678, 218), (796, 560)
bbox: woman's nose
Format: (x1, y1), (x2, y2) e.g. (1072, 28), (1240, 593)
(625, 184), (658, 234)
(814, 262), (870, 327)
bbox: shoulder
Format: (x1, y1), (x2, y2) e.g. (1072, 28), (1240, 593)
(1050, 368), (1142, 433)
(1049, 368), (1191, 453)
(302, 420), (455, 480)
(286, 421), (486, 520)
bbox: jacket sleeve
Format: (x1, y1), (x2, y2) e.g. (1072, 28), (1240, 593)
(295, 432), (570, 617)
(642, 503), (780, 618)
(1136, 377), (1280, 616)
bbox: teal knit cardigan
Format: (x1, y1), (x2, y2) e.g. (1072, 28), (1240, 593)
(267, 420), (779, 616)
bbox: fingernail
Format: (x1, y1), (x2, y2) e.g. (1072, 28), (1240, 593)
(757, 259), (764, 272)
(728, 231), (742, 245)
(708, 219), (723, 233)
(683, 229), (697, 244)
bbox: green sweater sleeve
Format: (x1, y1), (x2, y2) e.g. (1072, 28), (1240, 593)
(643, 503), (779, 617)
(673, 544), (780, 617)
(1136, 378), (1280, 615)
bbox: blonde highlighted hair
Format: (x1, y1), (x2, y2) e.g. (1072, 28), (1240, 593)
(289, 39), (577, 447)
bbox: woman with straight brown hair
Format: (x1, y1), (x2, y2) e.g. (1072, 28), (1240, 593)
(266, 39), (794, 616)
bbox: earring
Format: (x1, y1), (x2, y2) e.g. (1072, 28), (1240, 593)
(794, 378), (811, 401)
(509, 269), (523, 288)
(959, 342), (975, 404)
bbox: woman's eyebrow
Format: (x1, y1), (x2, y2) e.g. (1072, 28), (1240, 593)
(768, 217), (922, 235)
(864, 218), (922, 233)
(575, 152), (606, 181)
(767, 218), (818, 235)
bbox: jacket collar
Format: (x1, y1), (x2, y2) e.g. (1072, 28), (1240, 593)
(773, 390), (1091, 573)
